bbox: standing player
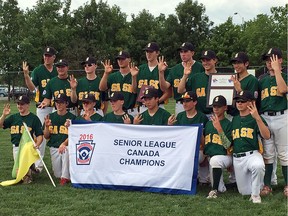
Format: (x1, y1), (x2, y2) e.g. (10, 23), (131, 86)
(158, 42), (204, 115)
(133, 88), (171, 125)
(70, 56), (106, 116)
(232, 90), (270, 203)
(0, 95), (43, 183)
(204, 95), (233, 198)
(43, 93), (76, 185)
(100, 51), (137, 117)
(39, 59), (77, 115)
(22, 46), (58, 172)
(259, 48), (288, 197)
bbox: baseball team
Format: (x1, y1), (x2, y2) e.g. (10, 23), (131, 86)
(0, 43), (286, 204)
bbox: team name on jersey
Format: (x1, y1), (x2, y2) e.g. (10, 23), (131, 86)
(138, 80), (159, 89)
(78, 91), (100, 100)
(48, 125), (68, 135)
(11, 125), (32, 134)
(196, 88), (206, 97)
(173, 79), (180, 87)
(54, 89), (71, 97)
(232, 128), (254, 140)
(111, 83), (132, 93)
(205, 134), (222, 145)
(41, 79), (51, 88)
(261, 86), (281, 100)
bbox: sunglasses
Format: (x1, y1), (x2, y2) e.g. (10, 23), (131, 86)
(180, 50), (189, 53)
(84, 64), (93, 67)
(236, 100), (248, 103)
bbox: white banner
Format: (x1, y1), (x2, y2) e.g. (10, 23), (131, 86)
(69, 122), (202, 195)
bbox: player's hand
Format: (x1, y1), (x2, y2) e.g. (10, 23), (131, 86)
(68, 74), (77, 90)
(248, 101), (260, 120)
(44, 115), (52, 127)
(22, 61), (30, 76)
(2, 103), (11, 117)
(58, 143), (67, 154)
(38, 101), (48, 109)
(270, 54), (281, 74)
(183, 61), (193, 75)
(129, 62), (139, 77)
(101, 60), (113, 75)
(64, 119), (71, 128)
(211, 114), (222, 132)
(230, 75), (242, 92)
(157, 56), (168, 74)
(133, 114), (143, 124)
(122, 114), (131, 124)
(168, 114), (177, 125)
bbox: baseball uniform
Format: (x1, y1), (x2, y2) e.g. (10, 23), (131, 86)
(76, 113), (103, 121)
(139, 108), (171, 125)
(103, 112), (133, 124)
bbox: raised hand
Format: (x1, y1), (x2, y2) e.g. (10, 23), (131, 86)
(101, 60), (113, 74)
(157, 56), (168, 74)
(129, 62), (139, 77)
(247, 101), (261, 120)
(22, 61), (30, 76)
(230, 74), (241, 92)
(44, 115), (52, 127)
(211, 114), (222, 132)
(168, 114), (177, 125)
(183, 61), (193, 75)
(133, 114), (143, 125)
(270, 54), (281, 73)
(2, 104), (11, 117)
(68, 74), (78, 90)
(122, 114), (131, 124)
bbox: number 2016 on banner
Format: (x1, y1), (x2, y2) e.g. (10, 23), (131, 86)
(79, 134), (94, 140)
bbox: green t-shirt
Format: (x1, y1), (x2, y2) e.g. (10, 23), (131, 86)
(45, 111), (76, 148)
(140, 108), (171, 125)
(3, 112), (43, 146)
(166, 61), (204, 101)
(31, 64), (58, 102)
(259, 72), (287, 112)
(75, 113), (103, 122)
(204, 118), (232, 156)
(103, 112), (133, 124)
(175, 111), (209, 126)
(231, 114), (266, 153)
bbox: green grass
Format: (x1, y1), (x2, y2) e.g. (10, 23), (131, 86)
(0, 99), (287, 216)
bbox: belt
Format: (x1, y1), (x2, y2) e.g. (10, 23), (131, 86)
(233, 151), (254, 158)
(263, 110), (286, 116)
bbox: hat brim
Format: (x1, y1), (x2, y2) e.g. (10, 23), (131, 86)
(55, 63), (68, 67)
(212, 102), (226, 106)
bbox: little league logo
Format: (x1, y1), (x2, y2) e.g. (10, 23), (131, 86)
(76, 140), (95, 165)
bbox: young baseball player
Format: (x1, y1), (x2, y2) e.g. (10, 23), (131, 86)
(204, 95), (233, 198)
(43, 93), (76, 185)
(0, 95), (43, 183)
(133, 88), (171, 125)
(100, 51), (137, 117)
(70, 56), (107, 117)
(103, 92), (133, 124)
(39, 59), (77, 115)
(259, 48), (288, 197)
(75, 93), (103, 122)
(232, 90), (270, 203)
(22, 46), (58, 172)
(158, 42), (204, 115)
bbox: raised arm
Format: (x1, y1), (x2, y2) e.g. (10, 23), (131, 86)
(22, 61), (36, 91)
(158, 56), (171, 91)
(99, 60), (113, 91)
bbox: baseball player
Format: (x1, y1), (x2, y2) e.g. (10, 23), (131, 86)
(133, 88), (171, 125)
(0, 95), (43, 183)
(39, 59), (77, 115)
(70, 56), (106, 116)
(43, 93), (76, 185)
(232, 90), (270, 204)
(158, 42), (204, 115)
(99, 51), (137, 117)
(103, 92), (133, 124)
(259, 48), (288, 197)
(22, 46), (58, 172)
(228, 52), (259, 117)
(75, 93), (103, 121)
(204, 95), (233, 198)
(130, 42), (171, 113)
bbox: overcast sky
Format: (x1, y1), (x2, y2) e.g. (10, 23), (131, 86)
(17, 0), (286, 25)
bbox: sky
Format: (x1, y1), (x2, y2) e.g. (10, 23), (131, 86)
(17, 0), (286, 25)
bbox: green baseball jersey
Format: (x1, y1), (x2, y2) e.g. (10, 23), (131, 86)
(186, 73), (213, 114)
(75, 113), (103, 121)
(76, 76), (103, 109)
(31, 64), (58, 102)
(137, 64), (170, 102)
(103, 112), (133, 124)
(175, 111), (209, 126)
(140, 108), (171, 125)
(259, 72), (287, 112)
(43, 76), (76, 108)
(107, 71), (137, 110)
(45, 111), (76, 148)
(166, 61), (204, 101)
(231, 114), (267, 153)
(204, 118), (232, 156)
(3, 112), (43, 146)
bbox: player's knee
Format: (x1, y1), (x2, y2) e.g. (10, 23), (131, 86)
(209, 156), (221, 168)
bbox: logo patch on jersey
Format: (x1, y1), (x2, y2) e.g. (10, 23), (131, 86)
(76, 140), (95, 165)
(43, 90), (46, 95)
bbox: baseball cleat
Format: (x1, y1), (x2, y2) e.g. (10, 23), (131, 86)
(249, 195), (261, 204)
(206, 190), (218, 199)
(260, 185), (272, 196)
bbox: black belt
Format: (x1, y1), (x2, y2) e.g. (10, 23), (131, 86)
(233, 151), (254, 158)
(263, 110), (285, 116)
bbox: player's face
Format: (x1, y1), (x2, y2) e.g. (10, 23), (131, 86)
(82, 101), (96, 111)
(145, 51), (159, 62)
(201, 58), (217, 72)
(84, 64), (97, 74)
(43, 54), (56, 65)
(117, 58), (130, 69)
(143, 97), (158, 110)
(110, 100), (124, 112)
(232, 61), (248, 74)
(55, 101), (68, 111)
(213, 105), (226, 117)
(56, 65), (69, 78)
(17, 103), (29, 114)
(181, 99), (197, 111)
(235, 99), (250, 111)
(180, 50), (194, 62)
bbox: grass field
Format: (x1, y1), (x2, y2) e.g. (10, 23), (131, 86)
(0, 99), (287, 216)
